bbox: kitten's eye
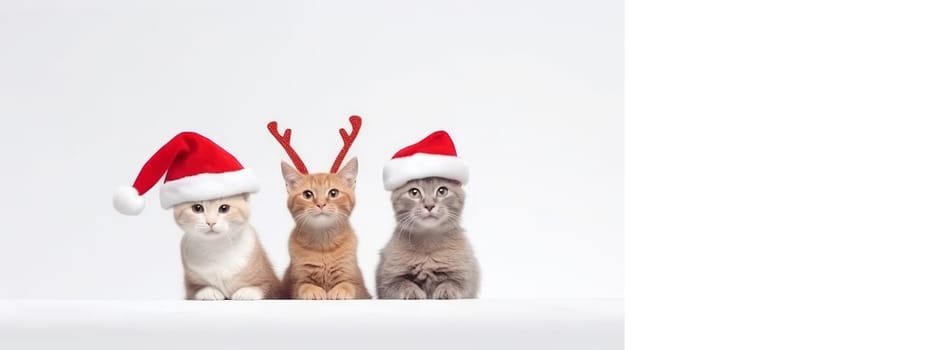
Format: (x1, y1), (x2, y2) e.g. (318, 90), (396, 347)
(329, 189), (339, 198)
(218, 204), (230, 213)
(436, 186), (449, 197)
(191, 204), (204, 213)
(302, 190), (314, 199)
(408, 188), (420, 197)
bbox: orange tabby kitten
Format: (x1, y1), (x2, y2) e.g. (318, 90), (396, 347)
(280, 158), (371, 299)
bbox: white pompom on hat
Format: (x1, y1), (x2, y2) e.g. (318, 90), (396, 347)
(113, 131), (260, 215)
(382, 130), (469, 191)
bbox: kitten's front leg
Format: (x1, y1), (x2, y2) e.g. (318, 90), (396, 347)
(194, 286), (226, 301)
(232, 286), (265, 300)
(431, 280), (466, 299)
(296, 283), (328, 300)
(327, 282), (356, 300)
(380, 279), (427, 299)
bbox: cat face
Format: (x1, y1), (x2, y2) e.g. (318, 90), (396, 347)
(173, 194), (250, 239)
(392, 177), (465, 232)
(281, 158), (358, 230)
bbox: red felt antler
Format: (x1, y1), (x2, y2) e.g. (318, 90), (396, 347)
(267, 121), (309, 174)
(331, 115), (362, 173)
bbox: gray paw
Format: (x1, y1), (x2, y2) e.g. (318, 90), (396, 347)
(393, 283), (427, 300)
(432, 283), (462, 299)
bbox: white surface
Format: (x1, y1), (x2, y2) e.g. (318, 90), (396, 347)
(0, 0), (623, 299)
(0, 299), (623, 349)
(627, 0), (943, 349)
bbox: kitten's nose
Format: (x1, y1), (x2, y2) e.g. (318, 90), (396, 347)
(424, 205), (435, 211)
(316, 204), (326, 209)
(207, 222), (216, 227)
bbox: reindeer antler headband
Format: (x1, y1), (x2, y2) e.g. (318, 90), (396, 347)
(267, 115), (362, 174)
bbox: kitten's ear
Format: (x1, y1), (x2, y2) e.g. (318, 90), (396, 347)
(336, 157), (358, 189)
(281, 161), (303, 187)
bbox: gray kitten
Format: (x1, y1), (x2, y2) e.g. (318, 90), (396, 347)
(376, 177), (480, 299)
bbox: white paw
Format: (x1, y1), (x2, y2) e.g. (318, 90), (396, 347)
(194, 287), (226, 300)
(232, 287), (264, 300)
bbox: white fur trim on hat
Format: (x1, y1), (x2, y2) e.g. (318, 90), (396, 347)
(159, 168), (260, 209)
(382, 153), (469, 191)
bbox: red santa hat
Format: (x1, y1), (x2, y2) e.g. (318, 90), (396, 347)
(112, 131), (260, 215)
(382, 130), (469, 191)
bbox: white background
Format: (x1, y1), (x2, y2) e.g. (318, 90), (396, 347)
(0, 0), (623, 300)
(628, 0), (943, 349)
